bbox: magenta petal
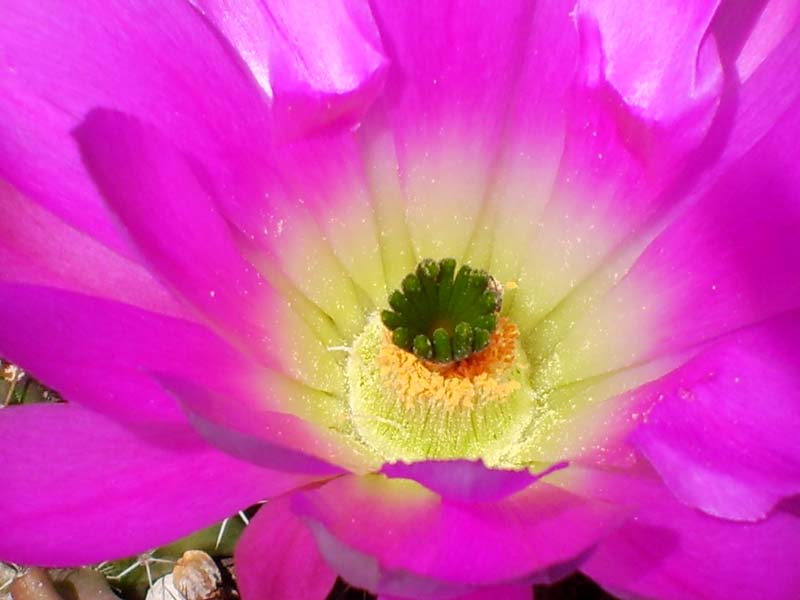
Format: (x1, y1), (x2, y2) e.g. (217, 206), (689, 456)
(630, 313), (800, 521)
(0, 404), (310, 566)
(157, 374), (354, 475)
(235, 495), (336, 600)
(380, 460), (568, 504)
(511, 5), (800, 339)
(633, 109), (800, 359)
(710, 7), (800, 168)
(74, 110), (273, 350)
(458, 587), (532, 600)
(448, 586), (532, 600)
(571, 0), (800, 193)
(194, 0), (387, 139)
(211, 127), (390, 328)
(367, 1), (568, 260)
(77, 110), (355, 396)
(0, 180), (182, 318)
(577, 0), (721, 133)
(379, 584), (533, 600)
(293, 474), (624, 595)
(306, 517), (477, 599)
(575, 468), (800, 600)
(0, 0), (272, 255)
(0, 283), (256, 423)
(568, 0), (724, 195)
(558, 96), (800, 382)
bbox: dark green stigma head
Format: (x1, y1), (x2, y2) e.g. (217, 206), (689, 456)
(381, 258), (502, 363)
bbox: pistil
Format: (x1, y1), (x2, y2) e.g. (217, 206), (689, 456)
(381, 259), (502, 363)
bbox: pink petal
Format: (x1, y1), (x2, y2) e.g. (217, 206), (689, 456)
(709, 2), (800, 166)
(73, 110), (271, 346)
(468, 0), (579, 285)
(292, 474), (624, 596)
(0, 283), (253, 423)
(360, 1), (727, 332)
(74, 109), (346, 394)
(715, 0), (800, 81)
(630, 313), (800, 521)
(0, 0), (272, 255)
(0, 180), (183, 318)
(508, 0), (754, 328)
(552, 94), (800, 384)
(158, 374), (368, 475)
(305, 520), (477, 599)
(380, 585), (533, 600)
(0, 277), (365, 476)
(575, 0), (800, 178)
(192, 0), (387, 139)
(199, 2), (576, 327)
(235, 495), (337, 600)
(509, 80), (680, 326)
(217, 129), (390, 332)
(630, 111), (800, 356)
(520, 10), (800, 370)
(449, 587), (532, 600)
(567, 467), (800, 600)
(577, 0), (722, 134)
(366, 0), (572, 260)
(380, 460), (568, 503)
(520, 51), (800, 462)
(0, 404), (310, 566)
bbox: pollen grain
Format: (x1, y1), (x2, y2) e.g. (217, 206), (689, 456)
(377, 317), (521, 411)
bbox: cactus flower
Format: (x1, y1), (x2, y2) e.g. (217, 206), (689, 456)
(1, 1), (800, 599)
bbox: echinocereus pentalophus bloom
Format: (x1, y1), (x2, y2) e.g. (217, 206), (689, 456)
(1, 1), (800, 599)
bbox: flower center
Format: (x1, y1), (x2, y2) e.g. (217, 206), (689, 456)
(381, 259), (502, 363)
(377, 316), (522, 408)
(346, 261), (538, 465)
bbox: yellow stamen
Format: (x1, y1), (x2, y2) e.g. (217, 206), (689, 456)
(347, 312), (535, 463)
(377, 318), (521, 411)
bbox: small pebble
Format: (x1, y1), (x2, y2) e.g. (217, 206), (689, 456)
(172, 552), (221, 600)
(9, 568), (61, 600)
(145, 575), (183, 600)
(52, 569), (122, 600)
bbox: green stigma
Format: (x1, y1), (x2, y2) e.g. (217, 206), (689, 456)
(380, 258), (502, 363)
